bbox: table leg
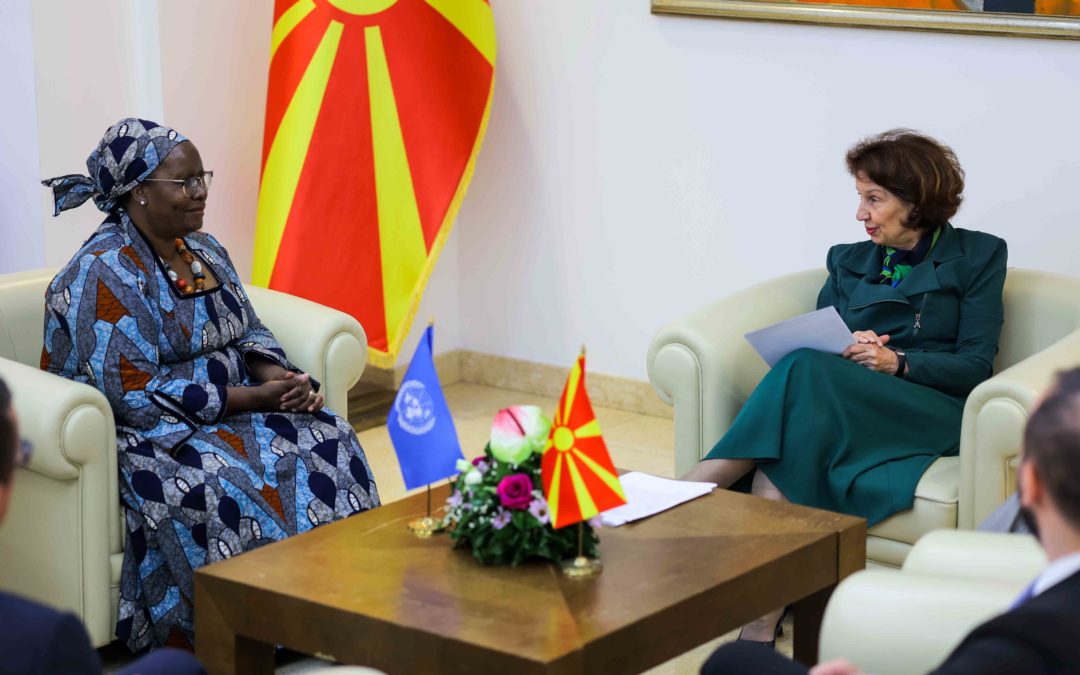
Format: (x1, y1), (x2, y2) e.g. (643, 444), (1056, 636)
(195, 577), (275, 675)
(792, 584), (831, 665)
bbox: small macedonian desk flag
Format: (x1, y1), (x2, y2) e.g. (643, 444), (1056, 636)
(542, 353), (627, 529)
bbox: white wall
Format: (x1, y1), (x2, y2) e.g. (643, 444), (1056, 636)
(0, 0), (43, 274)
(10, 2), (1080, 380)
(457, 2), (1080, 381)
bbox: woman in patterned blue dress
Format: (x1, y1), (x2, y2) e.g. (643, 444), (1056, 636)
(41, 118), (381, 651)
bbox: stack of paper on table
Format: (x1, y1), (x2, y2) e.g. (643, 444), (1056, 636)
(600, 472), (717, 527)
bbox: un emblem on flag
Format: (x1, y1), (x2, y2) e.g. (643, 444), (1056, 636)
(395, 380), (436, 435)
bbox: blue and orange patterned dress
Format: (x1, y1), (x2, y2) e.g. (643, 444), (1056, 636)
(41, 211), (381, 651)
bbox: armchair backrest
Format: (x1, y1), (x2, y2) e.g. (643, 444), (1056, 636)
(997, 268), (1080, 371)
(0, 268), (55, 367)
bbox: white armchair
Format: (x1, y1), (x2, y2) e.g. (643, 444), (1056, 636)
(818, 530), (1046, 675)
(0, 268), (367, 647)
(647, 268), (1080, 567)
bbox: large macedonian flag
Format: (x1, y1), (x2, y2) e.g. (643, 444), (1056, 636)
(253, 0), (495, 367)
(542, 354), (627, 529)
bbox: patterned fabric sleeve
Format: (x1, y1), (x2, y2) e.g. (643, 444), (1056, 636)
(199, 234), (319, 391)
(43, 253), (228, 432)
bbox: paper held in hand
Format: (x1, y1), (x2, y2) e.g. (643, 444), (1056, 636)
(600, 472), (716, 527)
(743, 306), (853, 368)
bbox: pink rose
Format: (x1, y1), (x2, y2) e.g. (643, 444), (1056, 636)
(497, 473), (533, 510)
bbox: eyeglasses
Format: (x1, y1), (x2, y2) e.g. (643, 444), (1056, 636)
(144, 170), (214, 198)
(16, 438), (32, 467)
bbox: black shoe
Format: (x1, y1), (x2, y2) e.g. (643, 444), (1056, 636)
(736, 607), (787, 649)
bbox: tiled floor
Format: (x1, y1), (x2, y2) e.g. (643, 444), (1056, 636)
(104, 382), (795, 674)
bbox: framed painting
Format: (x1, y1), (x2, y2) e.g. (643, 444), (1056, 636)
(652, 0), (1080, 39)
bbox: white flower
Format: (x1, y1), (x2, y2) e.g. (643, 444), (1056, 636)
(464, 470), (483, 486)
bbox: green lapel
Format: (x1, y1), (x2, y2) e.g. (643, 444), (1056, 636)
(840, 223), (963, 308)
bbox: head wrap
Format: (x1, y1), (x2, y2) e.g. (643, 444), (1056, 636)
(42, 118), (187, 215)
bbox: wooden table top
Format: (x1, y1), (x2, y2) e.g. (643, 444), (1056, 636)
(196, 483), (864, 674)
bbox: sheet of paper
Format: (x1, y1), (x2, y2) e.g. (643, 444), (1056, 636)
(600, 472), (716, 527)
(743, 306), (854, 368)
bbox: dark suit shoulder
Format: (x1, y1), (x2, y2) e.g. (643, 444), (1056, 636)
(825, 240), (876, 264)
(0, 591), (100, 675)
(951, 227), (1007, 262)
(931, 571), (1080, 675)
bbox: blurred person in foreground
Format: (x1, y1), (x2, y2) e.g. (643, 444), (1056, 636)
(0, 377), (205, 674)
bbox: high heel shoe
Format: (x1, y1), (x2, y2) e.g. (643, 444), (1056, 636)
(736, 607), (787, 649)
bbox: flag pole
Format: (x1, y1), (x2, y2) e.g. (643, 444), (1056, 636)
(407, 318), (441, 538)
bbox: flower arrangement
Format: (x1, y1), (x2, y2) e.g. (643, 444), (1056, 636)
(442, 405), (600, 566)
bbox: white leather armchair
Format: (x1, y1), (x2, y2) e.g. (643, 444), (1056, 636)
(647, 268), (1080, 567)
(0, 268), (367, 647)
(818, 530), (1046, 675)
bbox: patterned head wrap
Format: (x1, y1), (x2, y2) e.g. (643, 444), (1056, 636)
(42, 118), (187, 215)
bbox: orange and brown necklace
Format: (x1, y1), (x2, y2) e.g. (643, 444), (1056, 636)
(164, 238), (207, 294)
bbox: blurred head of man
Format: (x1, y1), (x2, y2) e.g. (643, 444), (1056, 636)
(1019, 367), (1080, 558)
(0, 378), (17, 524)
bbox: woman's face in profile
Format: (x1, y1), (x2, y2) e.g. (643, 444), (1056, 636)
(854, 173), (920, 250)
(140, 141), (208, 237)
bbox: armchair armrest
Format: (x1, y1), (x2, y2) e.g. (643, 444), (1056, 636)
(902, 530), (1045, 582)
(245, 286), (367, 419)
(819, 569), (1023, 675)
(958, 328), (1080, 528)
(647, 269), (826, 476)
(0, 358), (114, 482)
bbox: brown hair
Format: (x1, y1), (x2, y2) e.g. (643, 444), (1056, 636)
(846, 129), (965, 232)
(0, 379), (13, 485)
(1023, 368), (1080, 531)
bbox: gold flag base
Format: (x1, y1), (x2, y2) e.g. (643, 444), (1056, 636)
(560, 555), (603, 579)
(407, 516), (440, 539)
(407, 485), (439, 538)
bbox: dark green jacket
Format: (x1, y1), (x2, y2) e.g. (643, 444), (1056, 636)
(817, 224), (1008, 397)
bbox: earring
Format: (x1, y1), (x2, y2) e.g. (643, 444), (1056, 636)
(139, 200), (147, 206)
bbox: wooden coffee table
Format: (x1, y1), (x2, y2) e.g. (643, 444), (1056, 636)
(195, 483), (864, 674)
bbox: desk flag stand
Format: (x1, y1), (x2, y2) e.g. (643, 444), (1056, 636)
(408, 484), (439, 538)
(560, 521), (603, 579)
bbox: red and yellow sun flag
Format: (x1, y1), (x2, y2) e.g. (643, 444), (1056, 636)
(253, 0), (495, 367)
(542, 354), (627, 529)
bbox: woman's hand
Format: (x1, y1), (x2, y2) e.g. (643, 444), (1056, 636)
(851, 330), (889, 348)
(226, 374), (324, 415)
(274, 371), (324, 412)
(842, 340), (900, 374)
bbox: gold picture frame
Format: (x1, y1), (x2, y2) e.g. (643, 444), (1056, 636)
(652, 0), (1080, 40)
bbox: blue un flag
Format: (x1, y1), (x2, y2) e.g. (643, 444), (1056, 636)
(387, 325), (464, 490)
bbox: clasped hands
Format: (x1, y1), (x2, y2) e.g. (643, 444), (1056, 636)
(841, 330), (900, 375)
(249, 359), (324, 413)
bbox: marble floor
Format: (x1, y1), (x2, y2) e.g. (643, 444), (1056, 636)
(105, 382), (795, 674)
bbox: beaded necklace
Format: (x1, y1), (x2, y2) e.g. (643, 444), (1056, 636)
(162, 237), (207, 294)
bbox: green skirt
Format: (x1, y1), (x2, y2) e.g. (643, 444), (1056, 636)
(705, 349), (964, 527)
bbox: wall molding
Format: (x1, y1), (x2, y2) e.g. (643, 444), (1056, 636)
(353, 350), (672, 419)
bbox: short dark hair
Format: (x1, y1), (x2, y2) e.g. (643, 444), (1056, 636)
(1023, 368), (1080, 531)
(845, 129), (965, 232)
(0, 378), (13, 485)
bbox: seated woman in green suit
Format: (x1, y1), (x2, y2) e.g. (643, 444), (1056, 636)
(684, 129), (1008, 646)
